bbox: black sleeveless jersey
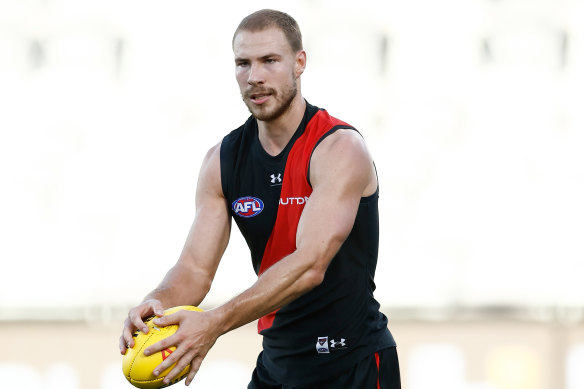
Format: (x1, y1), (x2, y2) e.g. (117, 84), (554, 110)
(220, 102), (395, 386)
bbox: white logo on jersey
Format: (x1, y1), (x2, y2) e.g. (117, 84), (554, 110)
(330, 338), (347, 348)
(270, 173), (282, 184)
(232, 196), (264, 218)
(279, 196), (309, 205)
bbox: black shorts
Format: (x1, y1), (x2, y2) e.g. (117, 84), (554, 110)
(248, 347), (401, 389)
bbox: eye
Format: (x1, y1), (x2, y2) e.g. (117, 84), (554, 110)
(265, 58), (277, 64)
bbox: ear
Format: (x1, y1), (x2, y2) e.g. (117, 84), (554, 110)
(295, 50), (307, 78)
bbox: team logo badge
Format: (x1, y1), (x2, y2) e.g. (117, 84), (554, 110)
(316, 337), (330, 354)
(232, 196), (264, 218)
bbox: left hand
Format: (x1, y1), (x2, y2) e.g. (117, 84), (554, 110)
(143, 309), (222, 386)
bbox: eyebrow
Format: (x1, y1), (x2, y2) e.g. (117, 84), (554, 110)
(234, 53), (282, 63)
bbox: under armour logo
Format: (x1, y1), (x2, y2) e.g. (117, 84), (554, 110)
(330, 338), (346, 348)
(270, 173), (282, 184)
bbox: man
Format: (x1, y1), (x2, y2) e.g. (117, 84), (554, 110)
(120, 9), (400, 388)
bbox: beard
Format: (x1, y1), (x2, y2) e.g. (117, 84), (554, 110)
(242, 78), (298, 122)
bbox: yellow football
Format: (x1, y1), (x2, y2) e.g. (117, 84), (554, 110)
(122, 305), (203, 388)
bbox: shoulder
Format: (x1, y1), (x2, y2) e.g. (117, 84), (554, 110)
(312, 129), (371, 168)
(199, 142), (222, 183)
(203, 142), (222, 163)
(310, 129), (375, 192)
(305, 106), (376, 192)
(194, 140), (227, 202)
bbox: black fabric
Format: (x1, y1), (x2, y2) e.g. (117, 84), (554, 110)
(220, 103), (319, 273)
(248, 347), (401, 389)
(258, 190), (395, 386)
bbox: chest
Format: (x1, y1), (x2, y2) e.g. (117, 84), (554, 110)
(229, 149), (287, 233)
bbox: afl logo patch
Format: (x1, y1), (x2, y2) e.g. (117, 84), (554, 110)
(232, 196), (264, 218)
(316, 336), (330, 354)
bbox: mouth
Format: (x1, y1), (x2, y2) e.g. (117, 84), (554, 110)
(250, 94), (271, 105)
(247, 90), (273, 105)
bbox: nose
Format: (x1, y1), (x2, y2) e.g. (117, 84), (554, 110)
(247, 63), (265, 86)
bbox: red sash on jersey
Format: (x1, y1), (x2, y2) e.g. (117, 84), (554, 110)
(257, 109), (350, 333)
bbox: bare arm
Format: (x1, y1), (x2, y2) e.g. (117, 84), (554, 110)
(148, 129), (378, 385)
(119, 142), (230, 352)
(144, 143), (231, 307)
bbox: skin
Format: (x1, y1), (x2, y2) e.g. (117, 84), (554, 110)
(119, 27), (378, 386)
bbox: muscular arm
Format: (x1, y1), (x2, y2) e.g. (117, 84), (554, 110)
(120, 143), (230, 352)
(145, 143), (231, 307)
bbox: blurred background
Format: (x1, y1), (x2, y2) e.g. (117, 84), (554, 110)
(1, 0), (583, 388)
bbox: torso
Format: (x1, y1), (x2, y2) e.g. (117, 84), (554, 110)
(220, 102), (395, 386)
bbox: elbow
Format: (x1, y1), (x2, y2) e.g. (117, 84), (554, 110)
(302, 267), (326, 290)
(295, 239), (342, 291)
(199, 277), (213, 296)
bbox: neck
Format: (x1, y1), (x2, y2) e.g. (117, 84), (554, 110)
(257, 95), (306, 156)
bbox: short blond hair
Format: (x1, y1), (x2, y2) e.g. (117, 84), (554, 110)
(233, 9), (303, 52)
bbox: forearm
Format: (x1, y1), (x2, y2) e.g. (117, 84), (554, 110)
(211, 248), (324, 335)
(144, 261), (213, 308)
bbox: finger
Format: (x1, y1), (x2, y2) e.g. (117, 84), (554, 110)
(129, 310), (150, 334)
(185, 357), (203, 386)
(191, 356), (203, 374)
(152, 300), (165, 317)
(185, 367), (196, 386)
(144, 333), (178, 357)
(153, 311), (181, 327)
(151, 343), (185, 378)
(121, 318), (137, 352)
(119, 335), (128, 355)
(161, 351), (195, 385)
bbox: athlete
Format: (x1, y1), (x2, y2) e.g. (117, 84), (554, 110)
(120, 9), (400, 388)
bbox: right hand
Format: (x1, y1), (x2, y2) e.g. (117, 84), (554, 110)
(119, 299), (165, 355)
